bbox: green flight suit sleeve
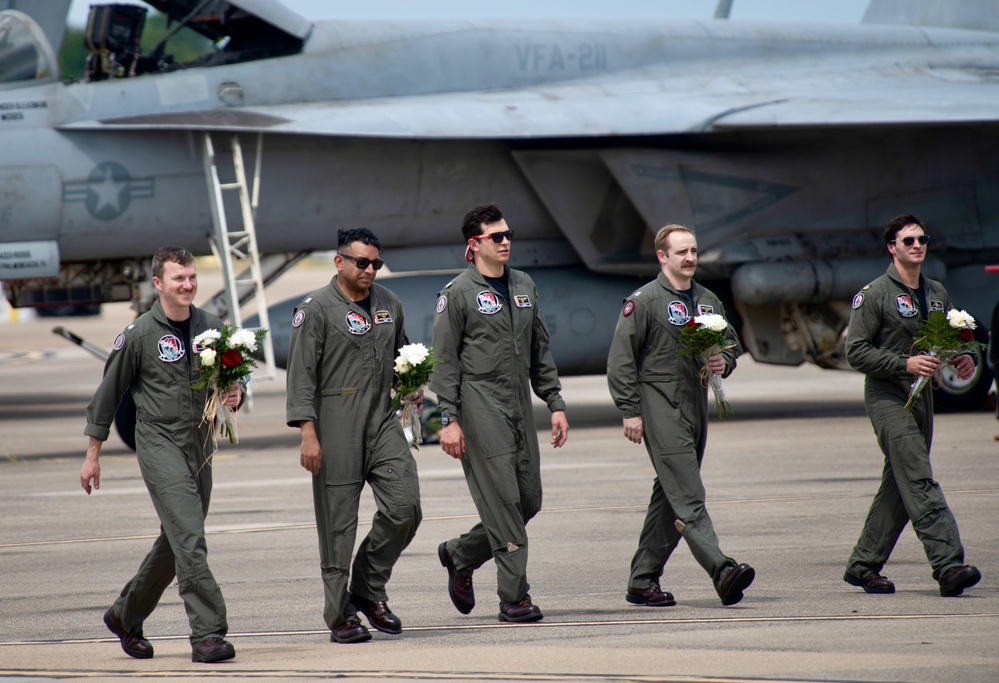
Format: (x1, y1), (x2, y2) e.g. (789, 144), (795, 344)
(718, 301), (743, 379)
(606, 298), (646, 418)
(846, 285), (908, 378)
(84, 334), (139, 441)
(286, 301), (325, 427)
(529, 292), (566, 412)
(430, 288), (465, 418)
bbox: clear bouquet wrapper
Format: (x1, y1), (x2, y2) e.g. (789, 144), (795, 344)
(678, 313), (735, 419)
(392, 343), (439, 449)
(700, 346), (733, 419)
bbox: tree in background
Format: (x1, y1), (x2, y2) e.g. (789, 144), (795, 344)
(59, 11), (211, 80)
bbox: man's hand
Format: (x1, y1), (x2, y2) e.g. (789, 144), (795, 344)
(221, 385), (242, 409)
(550, 410), (569, 448)
(299, 421), (322, 475)
(409, 388), (425, 414)
(706, 353), (726, 376)
(440, 422), (465, 460)
(623, 416), (643, 444)
(951, 354), (976, 380)
(81, 437), (102, 494)
(907, 353), (942, 378)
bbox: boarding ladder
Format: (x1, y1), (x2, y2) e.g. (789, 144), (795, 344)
(201, 131), (278, 381)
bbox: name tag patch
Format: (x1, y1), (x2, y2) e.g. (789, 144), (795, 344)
(514, 294), (532, 308)
(373, 310), (393, 324)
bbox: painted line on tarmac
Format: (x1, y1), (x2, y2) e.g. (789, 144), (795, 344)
(3, 488), (994, 549)
(3, 611), (997, 648)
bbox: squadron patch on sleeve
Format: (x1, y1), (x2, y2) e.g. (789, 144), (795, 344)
(292, 310), (306, 328)
(113, 333), (126, 350)
(622, 300), (635, 317)
(436, 295), (447, 313)
(852, 292), (865, 309)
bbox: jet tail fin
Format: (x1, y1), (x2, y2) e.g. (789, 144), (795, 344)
(863, 0), (999, 33)
(4, 0), (72, 54)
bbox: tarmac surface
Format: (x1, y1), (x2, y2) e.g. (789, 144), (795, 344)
(1, 267), (997, 682)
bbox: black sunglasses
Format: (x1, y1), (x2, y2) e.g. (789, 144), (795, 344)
(890, 234), (929, 247)
(470, 229), (515, 244)
(338, 253), (385, 270)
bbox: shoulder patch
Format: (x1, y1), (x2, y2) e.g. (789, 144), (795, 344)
(436, 295), (447, 313)
(622, 300), (635, 317)
(113, 332), (126, 350)
(292, 309), (306, 328)
(851, 292), (865, 309)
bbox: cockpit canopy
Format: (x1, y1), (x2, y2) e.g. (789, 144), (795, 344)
(0, 10), (58, 85)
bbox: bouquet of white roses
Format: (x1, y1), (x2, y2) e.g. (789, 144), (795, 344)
(192, 324), (268, 448)
(904, 309), (984, 412)
(677, 313), (736, 419)
(392, 343), (438, 449)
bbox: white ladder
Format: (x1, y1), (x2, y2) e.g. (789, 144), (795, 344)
(201, 131), (277, 381)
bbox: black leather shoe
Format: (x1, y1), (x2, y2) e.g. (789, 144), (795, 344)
(626, 585), (677, 606)
(939, 565), (981, 597)
(438, 542), (474, 614)
(331, 618), (372, 644)
(350, 593), (402, 635)
(103, 608), (153, 659)
(717, 563), (755, 606)
(498, 598), (543, 623)
(191, 637), (235, 663)
(844, 570), (895, 594)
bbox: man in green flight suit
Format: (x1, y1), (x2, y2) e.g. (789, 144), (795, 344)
(607, 224), (755, 607)
(432, 203), (569, 624)
(286, 228), (422, 643)
(81, 246), (241, 663)
(843, 213), (981, 597)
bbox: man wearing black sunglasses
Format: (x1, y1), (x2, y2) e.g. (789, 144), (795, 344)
(431, 203), (569, 624)
(286, 228), (423, 643)
(844, 214), (980, 598)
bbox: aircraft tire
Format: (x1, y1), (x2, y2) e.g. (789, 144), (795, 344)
(933, 326), (993, 413)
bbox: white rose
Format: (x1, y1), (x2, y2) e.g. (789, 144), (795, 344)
(229, 328), (258, 352)
(395, 356), (411, 374)
(695, 314), (728, 332)
(193, 328), (221, 348)
(200, 348), (217, 367)
(946, 309), (976, 330)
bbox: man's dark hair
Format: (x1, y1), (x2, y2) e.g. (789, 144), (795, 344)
(883, 214), (926, 246)
(337, 228), (382, 252)
(461, 204), (504, 241)
(152, 246), (195, 279)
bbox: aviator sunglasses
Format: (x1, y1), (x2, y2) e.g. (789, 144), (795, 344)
(890, 234), (930, 247)
(470, 229), (515, 244)
(338, 253), (385, 270)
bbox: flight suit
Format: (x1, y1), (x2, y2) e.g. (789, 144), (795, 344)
(845, 262), (966, 581)
(430, 265), (565, 607)
(85, 299), (228, 643)
(286, 278), (422, 630)
(607, 272), (743, 590)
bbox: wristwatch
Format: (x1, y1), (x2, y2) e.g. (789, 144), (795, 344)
(441, 415), (454, 426)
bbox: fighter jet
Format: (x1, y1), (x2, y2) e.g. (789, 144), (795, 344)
(1, 0), (997, 410)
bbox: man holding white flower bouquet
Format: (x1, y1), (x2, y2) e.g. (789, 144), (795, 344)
(80, 246), (240, 663)
(608, 224), (755, 608)
(286, 228), (422, 643)
(844, 214), (980, 597)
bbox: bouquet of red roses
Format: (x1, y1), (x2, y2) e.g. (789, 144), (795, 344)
(192, 324), (268, 447)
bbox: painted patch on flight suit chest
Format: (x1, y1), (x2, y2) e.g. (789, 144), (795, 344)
(896, 294), (917, 318)
(697, 304), (713, 315)
(929, 300), (943, 312)
(157, 335), (184, 362)
(622, 300), (635, 317)
(436, 295), (447, 313)
(667, 300), (690, 325)
(514, 294), (532, 308)
(113, 333), (126, 350)
(292, 310), (305, 327)
(476, 290), (502, 315)
(852, 292), (865, 309)
(345, 311), (371, 334)
(373, 310), (393, 324)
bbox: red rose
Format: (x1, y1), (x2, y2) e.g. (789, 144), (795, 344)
(685, 319), (697, 327)
(221, 349), (243, 367)
(959, 329), (975, 343)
